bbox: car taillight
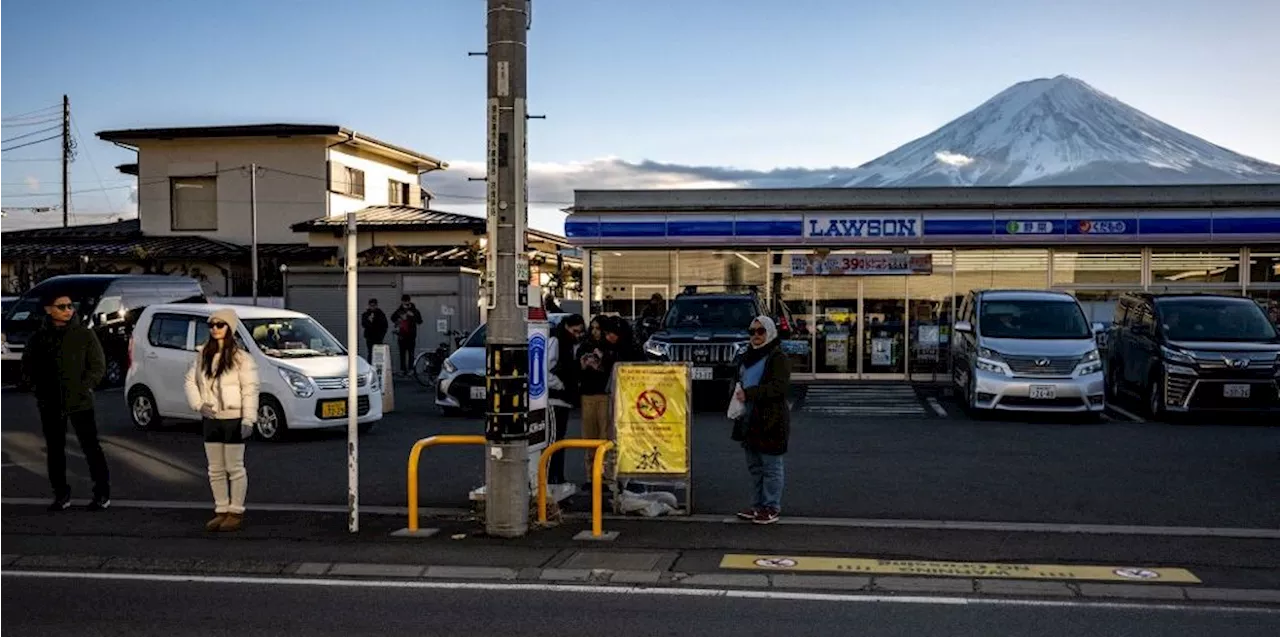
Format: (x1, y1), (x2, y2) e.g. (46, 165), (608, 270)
(778, 316), (791, 332)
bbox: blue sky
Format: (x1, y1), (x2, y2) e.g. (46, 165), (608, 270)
(3, 0), (1278, 230)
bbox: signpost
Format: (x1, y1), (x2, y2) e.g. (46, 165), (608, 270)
(611, 363), (694, 512)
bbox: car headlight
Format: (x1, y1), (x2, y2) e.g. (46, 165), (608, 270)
(442, 358), (457, 374)
(365, 370), (379, 392)
(644, 338), (670, 359)
(975, 347), (1007, 375)
(278, 366), (315, 398)
(1077, 349), (1103, 376)
(1160, 346), (1196, 366)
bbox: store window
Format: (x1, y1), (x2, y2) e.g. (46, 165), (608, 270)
(1247, 249), (1280, 286)
(593, 251), (675, 320)
(955, 249), (1049, 294)
(771, 251), (815, 375)
(1052, 248), (1142, 286)
(907, 250), (954, 378)
(1150, 248), (1241, 286)
(677, 250), (767, 292)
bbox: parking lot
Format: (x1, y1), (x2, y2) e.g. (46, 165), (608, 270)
(3, 380), (1277, 529)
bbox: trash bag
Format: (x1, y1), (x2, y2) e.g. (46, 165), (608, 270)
(617, 491), (679, 517)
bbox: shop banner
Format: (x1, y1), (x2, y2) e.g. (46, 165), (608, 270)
(613, 364), (691, 476)
(791, 253), (934, 276)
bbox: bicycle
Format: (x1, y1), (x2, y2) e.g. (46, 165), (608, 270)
(413, 330), (465, 388)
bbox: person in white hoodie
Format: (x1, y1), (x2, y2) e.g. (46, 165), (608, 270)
(184, 308), (259, 532)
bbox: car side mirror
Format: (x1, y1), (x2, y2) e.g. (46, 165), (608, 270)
(954, 320), (973, 334)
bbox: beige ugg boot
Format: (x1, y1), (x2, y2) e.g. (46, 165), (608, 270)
(218, 513), (243, 532)
(205, 513), (228, 532)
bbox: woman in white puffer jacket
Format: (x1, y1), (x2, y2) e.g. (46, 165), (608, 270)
(184, 308), (259, 532)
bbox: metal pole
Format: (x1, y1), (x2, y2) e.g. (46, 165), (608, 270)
(345, 212), (359, 533)
(250, 163), (259, 306)
(484, 0), (532, 538)
(61, 95), (70, 228)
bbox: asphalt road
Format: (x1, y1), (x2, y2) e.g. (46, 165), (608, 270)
(3, 381), (1278, 527)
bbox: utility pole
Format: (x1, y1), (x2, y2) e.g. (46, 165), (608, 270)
(250, 163), (259, 306)
(484, 0), (532, 538)
(61, 95), (70, 228)
(345, 212), (360, 534)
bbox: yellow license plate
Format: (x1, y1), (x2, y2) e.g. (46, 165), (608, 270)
(321, 400), (348, 418)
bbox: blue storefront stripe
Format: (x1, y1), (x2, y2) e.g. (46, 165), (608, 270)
(564, 220), (599, 238)
(1139, 218), (1213, 234)
(924, 219), (996, 235)
(667, 220), (735, 237)
(735, 220), (805, 237)
(1213, 216), (1280, 234)
(598, 221), (667, 237)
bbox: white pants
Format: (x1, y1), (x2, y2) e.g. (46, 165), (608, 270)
(204, 443), (247, 514)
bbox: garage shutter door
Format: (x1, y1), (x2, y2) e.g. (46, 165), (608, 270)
(289, 286), (349, 344)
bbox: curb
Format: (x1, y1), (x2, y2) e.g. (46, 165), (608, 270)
(4, 554), (1279, 606)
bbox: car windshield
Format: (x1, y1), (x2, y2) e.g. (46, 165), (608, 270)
(1157, 299), (1279, 342)
(979, 300), (1091, 339)
(664, 298), (757, 329)
(4, 296), (93, 324)
(464, 324), (487, 348)
(242, 317), (345, 358)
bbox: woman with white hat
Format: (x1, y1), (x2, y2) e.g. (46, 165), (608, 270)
(184, 308), (259, 532)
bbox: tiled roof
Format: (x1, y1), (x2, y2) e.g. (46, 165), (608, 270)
(2, 218), (141, 240)
(2, 235), (245, 260)
(292, 206), (486, 232)
(357, 245), (479, 266)
(255, 243), (339, 259)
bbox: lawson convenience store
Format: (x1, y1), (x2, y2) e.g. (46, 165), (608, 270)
(564, 184), (1280, 382)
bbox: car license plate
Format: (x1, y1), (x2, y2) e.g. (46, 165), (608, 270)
(1223, 384), (1251, 398)
(320, 400), (348, 418)
(1029, 385), (1057, 400)
(470, 386), (487, 400)
(692, 367), (714, 381)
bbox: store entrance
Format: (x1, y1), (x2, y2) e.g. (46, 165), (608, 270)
(812, 276), (907, 379)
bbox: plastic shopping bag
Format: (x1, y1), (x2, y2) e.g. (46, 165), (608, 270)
(726, 382), (746, 420)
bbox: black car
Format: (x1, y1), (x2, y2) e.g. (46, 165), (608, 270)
(2, 275), (206, 388)
(640, 287), (792, 391)
(1106, 292), (1280, 416)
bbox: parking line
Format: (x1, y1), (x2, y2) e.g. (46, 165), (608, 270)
(926, 397), (949, 418)
(1107, 404), (1146, 423)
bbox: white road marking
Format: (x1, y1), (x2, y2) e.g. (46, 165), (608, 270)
(5, 497), (1276, 539)
(926, 397), (949, 417)
(1107, 404), (1146, 423)
(802, 385), (928, 416)
(4, 570), (1275, 613)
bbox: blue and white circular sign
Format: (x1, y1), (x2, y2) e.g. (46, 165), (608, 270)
(528, 333), (547, 399)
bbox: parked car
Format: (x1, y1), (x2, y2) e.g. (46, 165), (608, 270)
(1107, 293), (1280, 416)
(2, 275), (206, 388)
(126, 304), (382, 441)
(436, 313), (568, 414)
(952, 289), (1107, 416)
(641, 286), (794, 394)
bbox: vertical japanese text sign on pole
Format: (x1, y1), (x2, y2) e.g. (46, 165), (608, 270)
(483, 0), (532, 538)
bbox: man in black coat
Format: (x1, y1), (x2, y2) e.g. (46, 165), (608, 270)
(361, 298), (389, 361)
(22, 293), (111, 511)
(390, 295), (424, 375)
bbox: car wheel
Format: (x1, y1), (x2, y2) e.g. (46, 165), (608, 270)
(128, 386), (161, 430)
(255, 396), (289, 442)
(1106, 365), (1122, 401)
(1147, 374), (1165, 419)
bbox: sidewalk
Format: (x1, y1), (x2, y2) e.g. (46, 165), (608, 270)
(4, 503), (1280, 606)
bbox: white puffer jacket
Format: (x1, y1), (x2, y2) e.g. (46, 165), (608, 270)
(184, 349), (260, 425)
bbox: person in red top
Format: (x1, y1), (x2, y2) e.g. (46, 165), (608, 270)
(390, 295), (423, 375)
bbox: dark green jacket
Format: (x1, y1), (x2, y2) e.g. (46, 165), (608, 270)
(740, 346), (792, 455)
(22, 317), (105, 414)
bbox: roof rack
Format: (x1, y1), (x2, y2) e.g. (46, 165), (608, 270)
(679, 284), (761, 296)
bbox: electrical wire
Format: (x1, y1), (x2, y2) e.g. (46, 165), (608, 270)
(1, 135), (61, 153)
(1, 125), (62, 145)
(71, 115), (121, 215)
(1, 104), (61, 121)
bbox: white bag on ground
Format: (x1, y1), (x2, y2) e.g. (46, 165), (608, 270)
(726, 382), (746, 420)
(618, 491), (679, 517)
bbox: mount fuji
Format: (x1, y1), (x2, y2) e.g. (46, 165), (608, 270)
(830, 75), (1280, 188)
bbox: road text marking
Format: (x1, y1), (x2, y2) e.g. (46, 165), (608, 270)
(721, 554), (1201, 584)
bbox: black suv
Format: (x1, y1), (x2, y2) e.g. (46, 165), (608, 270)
(640, 287), (792, 389)
(2, 275), (206, 388)
(1107, 292), (1280, 416)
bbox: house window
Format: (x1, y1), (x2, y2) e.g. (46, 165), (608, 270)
(388, 179), (409, 205)
(170, 176), (217, 231)
(328, 161), (366, 199)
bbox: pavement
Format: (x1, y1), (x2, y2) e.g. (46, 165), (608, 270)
(8, 574), (1278, 637)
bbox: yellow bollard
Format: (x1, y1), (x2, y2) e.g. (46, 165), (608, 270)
(537, 439), (615, 537)
(406, 435), (486, 532)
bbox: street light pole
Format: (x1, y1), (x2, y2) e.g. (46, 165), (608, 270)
(483, 0), (532, 538)
(250, 163), (259, 306)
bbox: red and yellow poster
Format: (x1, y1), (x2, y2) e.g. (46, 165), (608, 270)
(613, 364), (690, 475)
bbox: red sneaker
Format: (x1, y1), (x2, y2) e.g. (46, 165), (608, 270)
(736, 507), (758, 521)
(753, 508), (780, 525)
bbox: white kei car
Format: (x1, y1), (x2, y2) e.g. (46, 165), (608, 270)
(125, 304), (382, 441)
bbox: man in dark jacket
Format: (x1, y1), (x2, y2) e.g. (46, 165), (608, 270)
(390, 295), (424, 375)
(22, 293), (111, 511)
(361, 298), (389, 361)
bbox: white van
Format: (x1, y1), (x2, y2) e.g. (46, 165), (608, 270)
(125, 304), (382, 441)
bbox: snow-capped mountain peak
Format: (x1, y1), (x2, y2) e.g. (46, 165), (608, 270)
(841, 74), (1280, 187)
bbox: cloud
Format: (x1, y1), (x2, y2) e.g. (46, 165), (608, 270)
(24, 176), (40, 192)
(934, 150), (975, 167)
(422, 157), (862, 233)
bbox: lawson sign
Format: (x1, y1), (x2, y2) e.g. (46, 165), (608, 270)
(805, 214), (923, 239)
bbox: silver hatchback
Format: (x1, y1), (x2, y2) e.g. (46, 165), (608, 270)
(952, 290), (1106, 416)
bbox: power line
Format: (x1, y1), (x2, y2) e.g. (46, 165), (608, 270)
(2, 135), (61, 153)
(2, 158), (61, 162)
(71, 115), (120, 215)
(2, 124), (62, 145)
(2, 104), (62, 120)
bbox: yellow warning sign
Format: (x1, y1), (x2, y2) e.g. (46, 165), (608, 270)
(720, 554), (1200, 584)
(613, 364), (690, 475)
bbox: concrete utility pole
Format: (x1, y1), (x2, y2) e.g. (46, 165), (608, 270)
(61, 95), (70, 228)
(250, 163), (259, 306)
(483, 0), (532, 538)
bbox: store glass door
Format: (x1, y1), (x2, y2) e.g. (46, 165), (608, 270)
(861, 275), (907, 377)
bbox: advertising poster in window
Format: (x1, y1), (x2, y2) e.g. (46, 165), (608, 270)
(612, 363), (690, 476)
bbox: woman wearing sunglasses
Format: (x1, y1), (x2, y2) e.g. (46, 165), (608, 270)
(184, 308), (260, 532)
(731, 315), (792, 525)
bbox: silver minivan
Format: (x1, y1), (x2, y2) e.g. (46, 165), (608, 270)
(952, 290), (1106, 416)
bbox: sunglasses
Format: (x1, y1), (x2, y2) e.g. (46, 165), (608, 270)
(749, 327), (768, 336)
(51, 303), (75, 311)
(208, 321), (229, 329)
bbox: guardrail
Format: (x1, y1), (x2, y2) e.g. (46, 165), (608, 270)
(406, 434), (487, 533)
(536, 438), (615, 538)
